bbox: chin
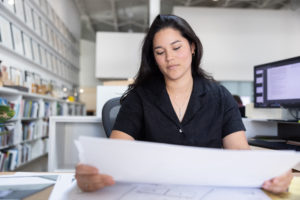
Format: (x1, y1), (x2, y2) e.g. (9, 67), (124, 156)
(165, 73), (184, 81)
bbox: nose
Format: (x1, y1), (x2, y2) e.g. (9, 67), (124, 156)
(165, 50), (174, 62)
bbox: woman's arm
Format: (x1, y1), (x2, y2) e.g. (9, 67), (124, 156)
(222, 130), (250, 150)
(223, 130), (293, 194)
(110, 130), (135, 140)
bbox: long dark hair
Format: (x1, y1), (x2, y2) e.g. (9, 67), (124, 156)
(121, 14), (213, 102)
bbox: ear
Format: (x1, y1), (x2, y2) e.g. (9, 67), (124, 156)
(191, 43), (196, 54)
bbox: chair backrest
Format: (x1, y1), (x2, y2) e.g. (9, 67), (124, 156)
(101, 97), (121, 137)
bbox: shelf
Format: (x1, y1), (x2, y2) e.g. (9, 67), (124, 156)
(0, 3), (79, 70)
(0, 44), (75, 85)
(0, 144), (15, 150)
(20, 136), (48, 144)
(21, 117), (41, 121)
(0, 118), (19, 123)
(0, 87), (85, 171)
(0, 135), (49, 151)
(28, 0), (80, 58)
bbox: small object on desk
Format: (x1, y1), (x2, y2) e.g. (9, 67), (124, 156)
(0, 175), (57, 199)
(248, 139), (300, 151)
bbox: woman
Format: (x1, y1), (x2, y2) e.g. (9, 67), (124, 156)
(76, 14), (292, 193)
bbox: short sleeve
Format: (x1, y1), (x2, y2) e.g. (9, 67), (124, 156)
(112, 90), (143, 139)
(220, 86), (246, 138)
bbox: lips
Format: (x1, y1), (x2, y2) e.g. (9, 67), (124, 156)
(167, 64), (179, 70)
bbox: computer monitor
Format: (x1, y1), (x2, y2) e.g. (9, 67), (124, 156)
(254, 56), (300, 108)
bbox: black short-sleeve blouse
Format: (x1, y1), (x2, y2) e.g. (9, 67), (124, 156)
(113, 76), (245, 148)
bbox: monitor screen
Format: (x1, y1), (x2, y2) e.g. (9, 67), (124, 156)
(254, 56), (300, 108)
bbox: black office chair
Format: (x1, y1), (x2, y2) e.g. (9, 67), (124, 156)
(102, 97), (121, 137)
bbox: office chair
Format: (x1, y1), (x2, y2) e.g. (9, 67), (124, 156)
(102, 97), (121, 137)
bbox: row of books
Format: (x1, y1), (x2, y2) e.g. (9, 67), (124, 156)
(22, 121), (39, 141)
(20, 100), (39, 118)
(0, 148), (18, 171)
(0, 138), (49, 171)
(0, 125), (15, 148)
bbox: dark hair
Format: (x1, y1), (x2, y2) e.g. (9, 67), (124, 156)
(233, 95), (243, 106)
(121, 14), (213, 101)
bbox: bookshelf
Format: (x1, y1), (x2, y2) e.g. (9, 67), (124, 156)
(0, 0), (79, 90)
(0, 87), (85, 171)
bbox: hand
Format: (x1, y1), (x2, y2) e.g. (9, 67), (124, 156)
(75, 163), (115, 192)
(262, 170), (293, 194)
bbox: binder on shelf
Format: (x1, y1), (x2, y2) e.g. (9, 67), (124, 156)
(31, 40), (40, 64)
(40, 20), (46, 41)
(11, 25), (24, 55)
(33, 11), (41, 36)
(24, 2), (34, 30)
(14, 0), (25, 22)
(23, 33), (32, 60)
(0, 15), (13, 49)
(40, 46), (47, 67)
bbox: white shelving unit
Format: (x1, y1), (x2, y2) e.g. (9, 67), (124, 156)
(0, 87), (85, 171)
(48, 116), (105, 172)
(0, 0), (79, 88)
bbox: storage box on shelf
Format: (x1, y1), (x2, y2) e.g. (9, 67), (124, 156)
(0, 87), (85, 171)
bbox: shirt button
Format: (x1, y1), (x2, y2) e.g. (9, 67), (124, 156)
(179, 129), (183, 133)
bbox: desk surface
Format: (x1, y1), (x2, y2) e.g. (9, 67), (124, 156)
(1, 172), (300, 200)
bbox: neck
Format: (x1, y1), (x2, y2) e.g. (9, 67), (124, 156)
(165, 74), (193, 95)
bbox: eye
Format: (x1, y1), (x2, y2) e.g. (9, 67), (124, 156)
(173, 46), (181, 51)
(155, 51), (164, 55)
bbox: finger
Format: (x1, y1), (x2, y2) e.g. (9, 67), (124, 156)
(263, 183), (288, 194)
(101, 174), (115, 186)
(262, 176), (292, 194)
(77, 177), (114, 192)
(76, 174), (115, 192)
(76, 164), (99, 175)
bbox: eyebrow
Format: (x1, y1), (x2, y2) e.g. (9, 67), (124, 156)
(153, 40), (182, 50)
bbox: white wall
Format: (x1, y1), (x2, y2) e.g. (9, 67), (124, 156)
(95, 32), (145, 79)
(174, 7), (300, 81)
(47, 0), (81, 40)
(80, 39), (101, 86)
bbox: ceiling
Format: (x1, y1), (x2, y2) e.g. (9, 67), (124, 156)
(74, 0), (298, 35)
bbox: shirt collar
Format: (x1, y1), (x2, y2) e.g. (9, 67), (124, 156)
(143, 75), (210, 125)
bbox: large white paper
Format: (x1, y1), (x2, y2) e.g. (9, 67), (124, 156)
(52, 181), (271, 200)
(77, 136), (300, 188)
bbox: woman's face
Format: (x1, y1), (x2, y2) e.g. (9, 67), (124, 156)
(153, 28), (195, 81)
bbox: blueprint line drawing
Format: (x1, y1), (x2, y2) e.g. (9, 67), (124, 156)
(115, 183), (271, 200)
